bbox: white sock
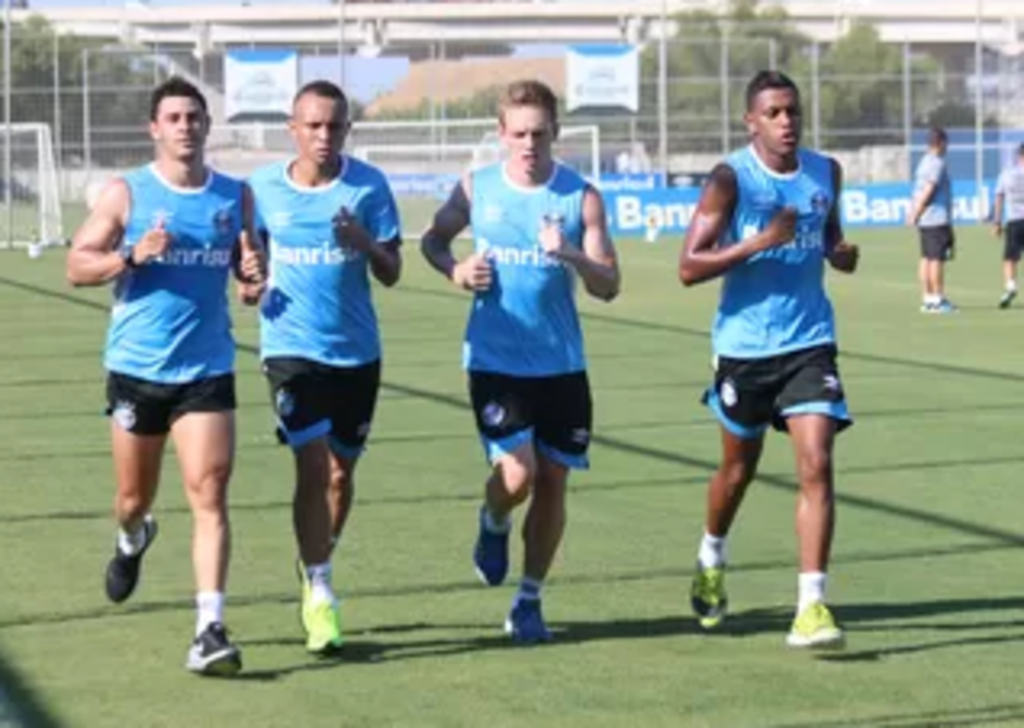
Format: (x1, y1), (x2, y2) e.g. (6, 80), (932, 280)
(512, 576), (542, 609)
(925, 293), (942, 306)
(196, 591), (225, 636)
(697, 532), (727, 569)
(117, 515), (152, 556)
(482, 506), (511, 534)
(1007, 280), (1018, 292)
(306, 561), (335, 605)
(797, 572), (827, 613)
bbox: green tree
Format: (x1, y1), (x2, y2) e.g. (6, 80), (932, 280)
(814, 20), (945, 148)
(638, 0), (812, 155)
(634, 0), (952, 157)
(1, 15), (156, 166)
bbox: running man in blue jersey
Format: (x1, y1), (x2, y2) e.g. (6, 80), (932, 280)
(66, 77), (264, 675)
(249, 80), (402, 655)
(679, 71), (858, 650)
(421, 79), (620, 643)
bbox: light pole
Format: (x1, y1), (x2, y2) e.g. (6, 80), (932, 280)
(657, 0), (668, 178)
(4, 0), (12, 248)
(974, 0), (984, 213)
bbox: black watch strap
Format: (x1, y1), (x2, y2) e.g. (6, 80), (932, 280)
(120, 246), (138, 269)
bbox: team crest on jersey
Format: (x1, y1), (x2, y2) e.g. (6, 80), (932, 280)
(213, 205), (235, 236)
(111, 400), (137, 431)
(275, 388), (295, 418)
(811, 191), (830, 215)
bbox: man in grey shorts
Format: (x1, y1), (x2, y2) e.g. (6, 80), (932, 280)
(992, 143), (1024, 308)
(908, 127), (955, 314)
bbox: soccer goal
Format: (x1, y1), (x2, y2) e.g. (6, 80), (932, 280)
(351, 123), (602, 181)
(0, 122), (63, 249)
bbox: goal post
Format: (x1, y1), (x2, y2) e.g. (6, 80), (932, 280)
(0, 122), (63, 250)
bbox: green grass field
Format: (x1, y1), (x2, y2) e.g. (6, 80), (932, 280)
(2, 224), (1024, 727)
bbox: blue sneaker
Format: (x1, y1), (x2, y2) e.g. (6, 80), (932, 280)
(935, 298), (958, 314)
(473, 506), (509, 586)
(504, 599), (552, 643)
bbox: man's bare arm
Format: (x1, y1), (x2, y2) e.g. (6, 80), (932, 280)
(908, 181), (937, 226)
(678, 164), (796, 287)
(66, 179), (131, 287)
(824, 158), (859, 274)
(558, 186), (620, 302)
(420, 175), (493, 291)
(367, 238), (402, 288)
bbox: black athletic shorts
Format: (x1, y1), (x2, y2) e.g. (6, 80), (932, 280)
(106, 372), (236, 436)
(702, 344), (852, 439)
(1004, 220), (1024, 262)
(468, 370), (592, 469)
(919, 225), (955, 262)
(263, 357), (381, 458)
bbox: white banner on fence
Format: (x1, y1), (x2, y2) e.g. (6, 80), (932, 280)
(224, 49), (298, 120)
(566, 45), (639, 113)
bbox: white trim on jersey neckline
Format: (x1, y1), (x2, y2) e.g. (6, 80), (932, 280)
(281, 154), (348, 194)
(500, 160), (560, 194)
(745, 143), (801, 181)
(147, 163), (213, 195)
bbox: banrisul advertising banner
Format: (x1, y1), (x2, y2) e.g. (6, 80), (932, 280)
(600, 181), (994, 237)
(566, 45), (639, 113)
(224, 49), (298, 120)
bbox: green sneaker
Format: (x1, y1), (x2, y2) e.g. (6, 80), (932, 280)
(298, 563), (343, 655)
(690, 565), (728, 629)
(786, 602), (844, 650)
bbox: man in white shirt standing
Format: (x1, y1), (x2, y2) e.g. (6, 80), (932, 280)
(908, 127), (955, 314)
(991, 143), (1024, 308)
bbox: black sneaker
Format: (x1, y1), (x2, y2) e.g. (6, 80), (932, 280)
(104, 517), (158, 604)
(186, 622), (242, 676)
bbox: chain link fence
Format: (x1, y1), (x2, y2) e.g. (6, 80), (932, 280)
(0, 8), (1019, 243)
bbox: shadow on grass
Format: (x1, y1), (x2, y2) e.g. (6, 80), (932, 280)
(0, 648), (61, 727)
(228, 594), (1024, 679)
(770, 702), (1024, 727)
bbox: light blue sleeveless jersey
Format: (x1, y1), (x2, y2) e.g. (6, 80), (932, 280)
(464, 162), (587, 376)
(712, 146), (837, 359)
(250, 156), (400, 367)
(104, 165), (242, 383)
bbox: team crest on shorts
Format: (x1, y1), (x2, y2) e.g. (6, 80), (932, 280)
(823, 374), (842, 393)
(275, 388), (295, 418)
(481, 401), (506, 427)
(720, 379), (739, 408)
(112, 400), (137, 431)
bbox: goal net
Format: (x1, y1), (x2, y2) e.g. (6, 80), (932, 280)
(0, 122), (63, 249)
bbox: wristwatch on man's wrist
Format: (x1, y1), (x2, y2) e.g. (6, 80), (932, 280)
(119, 246), (138, 269)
